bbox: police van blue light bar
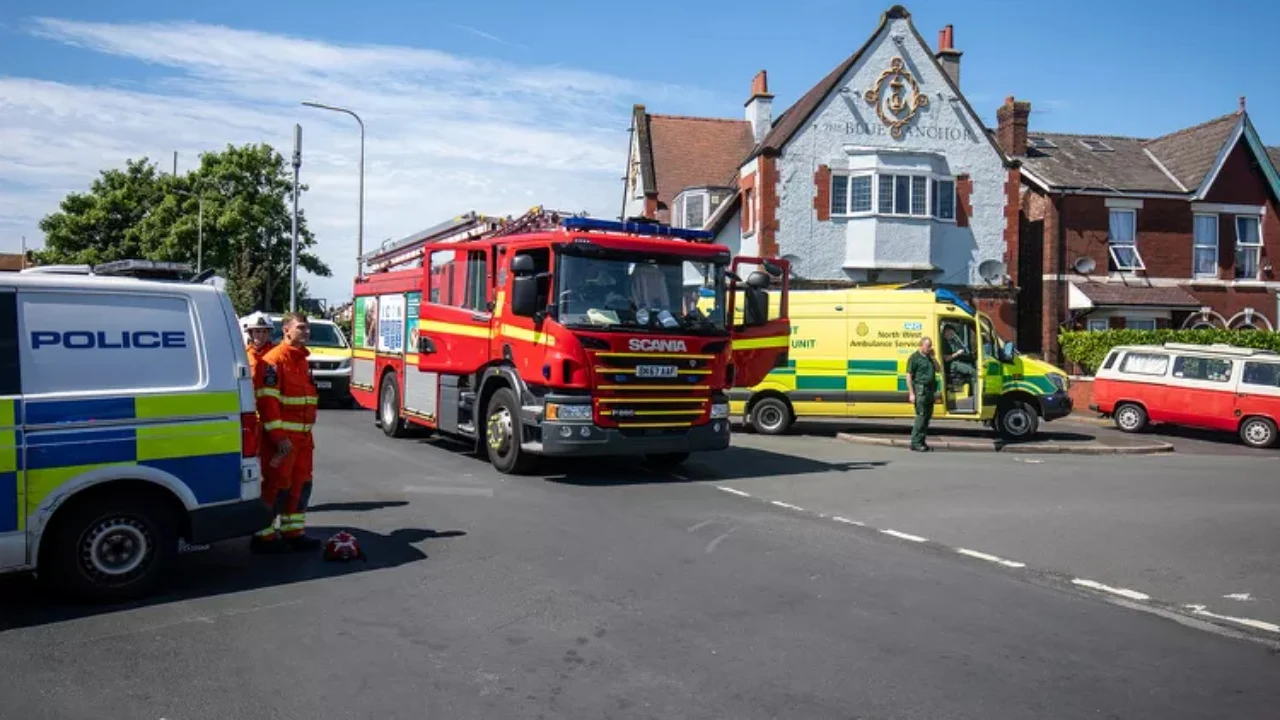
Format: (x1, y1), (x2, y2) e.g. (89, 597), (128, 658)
(561, 217), (715, 242)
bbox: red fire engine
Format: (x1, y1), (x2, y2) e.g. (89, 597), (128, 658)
(349, 207), (790, 473)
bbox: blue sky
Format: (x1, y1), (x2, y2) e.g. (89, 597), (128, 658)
(1, 0), (1275, 301)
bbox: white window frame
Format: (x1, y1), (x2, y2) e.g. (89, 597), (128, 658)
(830, 171), (952, 221)
(1192, 213), (1218, 279)
(1234, 215), (1263, 280)
(673, 190), (710, 230)
(1086, 318), (1109, 332)
(1107, 208), (1144, 272)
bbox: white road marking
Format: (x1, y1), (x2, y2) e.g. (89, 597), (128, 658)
(770, 500), (804, 511)
(880, 529), (927, 543)
(716, 486), (750, 497)
(687, 518), (718, 533)
(1184, 605), (1279, 633)
(1223, 593), (1254, 602)
(1072, 578), (1151, 601)
(956, 548), (1027, 568)
(831, 516), (865, 526)
(1014, 458), (1043, 464)
(705, 527), (738, 554)
(402, 485), (495, 497)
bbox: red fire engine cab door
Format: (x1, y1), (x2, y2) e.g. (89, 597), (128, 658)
(728, 256), (790, 388)
(416, 247), (493, 375)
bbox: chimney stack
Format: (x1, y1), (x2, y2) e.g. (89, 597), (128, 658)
(935, 24), (962, 87)
(745, 70), (774, 143)
(996, 96), (1032, 156)
(1239, 95), (1247, 114)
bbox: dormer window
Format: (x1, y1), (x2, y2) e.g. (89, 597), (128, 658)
(672, 186), (734, 229)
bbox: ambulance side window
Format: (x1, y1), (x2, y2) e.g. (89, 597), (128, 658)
(18, 291), (201, 395)
(0, 292), (19, 396)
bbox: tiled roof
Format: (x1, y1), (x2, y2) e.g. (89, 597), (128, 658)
(1019, 133), (1184, 193)
(1076, 282), (1201, 308)
(1267, 146), (1280, 170)
(646, 114), (754, 223)
(1020, 113), (1246, 194)
(1141, 113), (1238, 191)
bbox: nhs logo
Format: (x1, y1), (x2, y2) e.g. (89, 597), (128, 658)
(31, 330), (188, 350)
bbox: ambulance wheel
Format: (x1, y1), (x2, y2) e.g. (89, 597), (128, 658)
(379, 374), (408, 438)
(1113, 403), (1148, 433)
(484, 387), (535, 475)
(996, 401), (1039, 441)
(1239, 416), (1278, 449)
(750, 396), (792, 435)
(44, 490), (176, 603)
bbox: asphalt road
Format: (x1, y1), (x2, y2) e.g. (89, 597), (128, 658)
(2, 409), (1278, 719)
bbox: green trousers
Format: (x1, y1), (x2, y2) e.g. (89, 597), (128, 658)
(911, 389), (935, 448)
(950, 361), (977, 393)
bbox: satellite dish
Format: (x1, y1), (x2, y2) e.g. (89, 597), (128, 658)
(1073, 256), (1097, 275)
(977, 259), (1007, 283)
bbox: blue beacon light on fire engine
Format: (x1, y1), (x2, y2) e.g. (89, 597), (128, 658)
(561, 217), (715, 242)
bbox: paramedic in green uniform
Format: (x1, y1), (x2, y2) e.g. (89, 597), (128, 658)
(942, 325), (977, 395)
(907, 337), (940, 451)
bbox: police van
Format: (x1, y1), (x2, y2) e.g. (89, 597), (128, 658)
(1, 263), (271, 600)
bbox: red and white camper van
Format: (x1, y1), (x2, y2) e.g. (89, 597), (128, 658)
(1091, 342), (1280, 449)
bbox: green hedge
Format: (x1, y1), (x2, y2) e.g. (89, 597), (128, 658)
(1059, 329), (1280, 375)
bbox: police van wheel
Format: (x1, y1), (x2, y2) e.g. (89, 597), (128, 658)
(750, 397), (792, 435)
(379, 375), (408, 438)
(46, 492), (176, 603)
(996, 401), (1039, 441)
(485, 387), (535, 475)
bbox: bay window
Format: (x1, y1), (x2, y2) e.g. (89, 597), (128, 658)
(1108, 209), (1143, 272)
(830, 171), (953, 220)
(1193, 214), (1218, 278)
(1235, 216), (1262, 279)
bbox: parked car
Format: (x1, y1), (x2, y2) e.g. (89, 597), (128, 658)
(238, 313), (354, 407)
(1091, 342), (1280, 448)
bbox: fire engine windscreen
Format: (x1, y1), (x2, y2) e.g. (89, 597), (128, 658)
(555, 252), (727, 334)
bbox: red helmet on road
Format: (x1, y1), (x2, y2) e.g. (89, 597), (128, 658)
(323, 531), (364, 562)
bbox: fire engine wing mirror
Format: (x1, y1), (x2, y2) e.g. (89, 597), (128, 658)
(742, 271), (771, 328)
(511, 275), (539, 318)
(511, 254), (536, 275)
(761, 261), (784, 278)
(725, 270), (744, 284)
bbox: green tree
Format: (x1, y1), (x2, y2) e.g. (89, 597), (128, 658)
(36, 143), (332, 315)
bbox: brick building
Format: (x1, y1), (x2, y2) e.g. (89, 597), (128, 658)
(0, 253), (30, 272)
(1002, 97), (1280, 363)
(622, 5), (1020, 323)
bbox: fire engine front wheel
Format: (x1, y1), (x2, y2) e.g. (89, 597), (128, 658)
(485, 387), (536, 475)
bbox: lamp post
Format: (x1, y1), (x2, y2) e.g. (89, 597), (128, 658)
(301, 101), (365, 280)
(173, 187), (205, 274)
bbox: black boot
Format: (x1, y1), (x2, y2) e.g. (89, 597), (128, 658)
(286, 534), (323, 552)
(250, 535), (289, 554)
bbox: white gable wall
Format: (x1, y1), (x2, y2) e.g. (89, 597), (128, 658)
(775, 14), (1008, 286)
(622, 129), (648, 220)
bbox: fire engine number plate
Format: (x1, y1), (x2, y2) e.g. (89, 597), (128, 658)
(315, 381), (332, 389)
(635, 365), (677, 378)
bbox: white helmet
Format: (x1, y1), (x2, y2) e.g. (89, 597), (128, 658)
(242, 312), (272, 332)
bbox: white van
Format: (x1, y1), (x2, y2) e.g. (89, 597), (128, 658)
(1, 266), (270, 600)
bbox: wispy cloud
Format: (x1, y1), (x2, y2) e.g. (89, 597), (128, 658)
(448, 23), (529, 51)
(0, 18), (720, 300)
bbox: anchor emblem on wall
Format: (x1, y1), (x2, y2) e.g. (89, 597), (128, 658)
(863, 57), (928, 139)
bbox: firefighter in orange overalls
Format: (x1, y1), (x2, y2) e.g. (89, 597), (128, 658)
(252, 311), (322, 552)
(244, 312), (290, 554)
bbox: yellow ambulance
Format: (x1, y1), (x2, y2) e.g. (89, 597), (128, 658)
(719, 286), (1073, 440)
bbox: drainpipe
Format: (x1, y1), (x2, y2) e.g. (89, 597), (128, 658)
(1055, 190), (1069, 365)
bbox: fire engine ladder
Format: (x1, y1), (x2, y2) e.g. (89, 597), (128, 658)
(481, 205), (581, 239)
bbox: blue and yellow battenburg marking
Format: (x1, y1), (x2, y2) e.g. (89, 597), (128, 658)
(1, 391), (245, 534)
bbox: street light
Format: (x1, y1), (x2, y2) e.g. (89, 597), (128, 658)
(301, 101), (365, 281)
(173, 186), (206, 274)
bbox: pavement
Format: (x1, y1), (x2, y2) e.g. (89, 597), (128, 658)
(1, 409), (1278, 719)
(833, 417), (1174, 454)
